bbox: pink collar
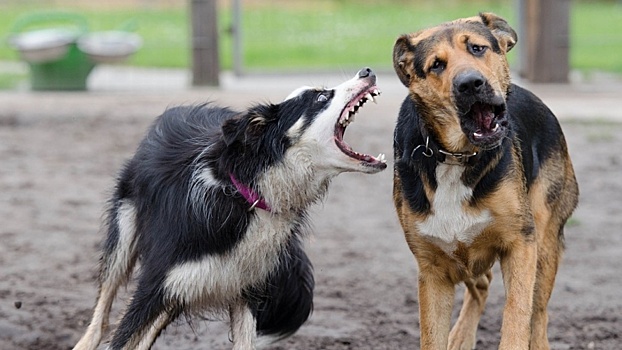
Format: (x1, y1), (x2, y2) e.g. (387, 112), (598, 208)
(229, 173), (271, 212)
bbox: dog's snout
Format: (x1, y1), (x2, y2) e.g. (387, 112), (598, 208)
(454, 71), (486, 95)
(358, 67), (375, 79)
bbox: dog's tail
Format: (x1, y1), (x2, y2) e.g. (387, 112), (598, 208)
(247, 236), (314, 344)
(74, 173), (140, 350)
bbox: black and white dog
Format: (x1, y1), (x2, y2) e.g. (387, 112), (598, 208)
(73, 68), (386, 350)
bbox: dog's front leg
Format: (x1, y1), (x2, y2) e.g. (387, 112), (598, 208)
(499, 238), (537, 350)
(417, 273), (455, 349)
(230, 301), (257, 350)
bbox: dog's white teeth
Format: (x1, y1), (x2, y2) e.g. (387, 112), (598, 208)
(371, 89), (381, 96)
(377, 153), (386, 162)
(365, 93), (376, 104)
(492, 123), (500, 132)
(473, 131), (483, 138)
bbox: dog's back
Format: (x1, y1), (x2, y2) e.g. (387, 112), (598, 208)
(508, 85), (579, 220)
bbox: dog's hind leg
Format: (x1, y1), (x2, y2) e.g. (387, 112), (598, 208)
(108, 274), (179, 350)
(529, 164), (577, 350)
(448, 270), (493, 350)
(74, 201), (139, 350)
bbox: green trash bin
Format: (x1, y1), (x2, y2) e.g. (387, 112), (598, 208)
(9, 12), (95, 91)
(27, 41), (95, 90)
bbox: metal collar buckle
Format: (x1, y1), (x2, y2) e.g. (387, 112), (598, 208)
(411, 136), (434, 159)
(411, 137), (478, 165)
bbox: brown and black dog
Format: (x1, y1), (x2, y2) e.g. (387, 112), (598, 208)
(392, 13), (578, 349)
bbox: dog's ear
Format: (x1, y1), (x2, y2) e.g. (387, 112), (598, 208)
(222, 114), (248, 146)
(221, 110), (270, 146)
(393, 34), (416, 87)
(479, 12), (517, 53)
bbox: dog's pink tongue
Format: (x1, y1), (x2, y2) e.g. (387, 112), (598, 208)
(473, 103), (495, 130)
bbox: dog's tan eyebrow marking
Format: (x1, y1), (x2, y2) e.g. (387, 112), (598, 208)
(412, 38), (435, 78)
(461, 22), (502, 53)
(441, 27), (457, 47)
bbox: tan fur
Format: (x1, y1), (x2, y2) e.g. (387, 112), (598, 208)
(394, 14), (514, 155)
(392, 13), (578, 350)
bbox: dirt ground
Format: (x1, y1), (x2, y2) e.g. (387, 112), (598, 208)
(0, 80), (621, 349)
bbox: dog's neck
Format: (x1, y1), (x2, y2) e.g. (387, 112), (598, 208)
(256, 148), (332, 215)
(229, 173), (271, 212)
(226, 148), (333, 215)
(413, 127), (479, 166)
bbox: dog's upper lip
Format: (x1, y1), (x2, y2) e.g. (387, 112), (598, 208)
(338, 85), (381, 126)
(334, 85), (387, 169)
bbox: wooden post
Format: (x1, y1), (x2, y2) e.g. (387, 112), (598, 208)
(518, 0), (570, 83)
(190, 0), (219, 86)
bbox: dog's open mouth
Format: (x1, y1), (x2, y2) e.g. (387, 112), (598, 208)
(334, 86), (387, 169)
(463, 101), (508, 148)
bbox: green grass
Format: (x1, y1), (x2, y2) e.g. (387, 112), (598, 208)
(571, 1), (622, 73)
(0, 0), (620, 75)
(0, 72), (26, 89)
(238, 0), (514, 71)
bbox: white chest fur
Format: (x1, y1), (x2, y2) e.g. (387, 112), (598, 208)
(416, 164), (491, 249)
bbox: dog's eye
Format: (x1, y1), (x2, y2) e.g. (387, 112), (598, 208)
(316, 93), (329, 102)
(469, 44), (488, 56)
(429, 59), (446, 74)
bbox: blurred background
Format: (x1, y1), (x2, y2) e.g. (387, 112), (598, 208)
(0, 0), (620, 90)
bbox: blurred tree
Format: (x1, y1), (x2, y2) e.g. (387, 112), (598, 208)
(517, 0), (570, 83)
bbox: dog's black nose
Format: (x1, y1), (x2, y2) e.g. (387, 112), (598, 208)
(358, 67), (375, 79)
(454, 71), (486, 94)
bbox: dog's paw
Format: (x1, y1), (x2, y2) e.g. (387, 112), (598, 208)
(448, 330), (477, 350)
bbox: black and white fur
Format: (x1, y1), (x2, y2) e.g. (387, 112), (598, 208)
(73, 68), (386, 350)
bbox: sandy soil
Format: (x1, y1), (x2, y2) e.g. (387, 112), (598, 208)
(0, 86), (620, 350)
